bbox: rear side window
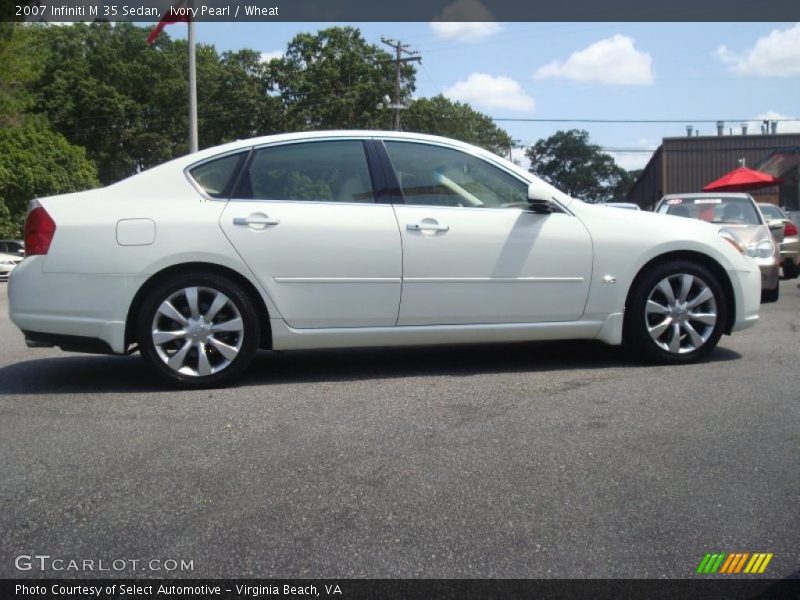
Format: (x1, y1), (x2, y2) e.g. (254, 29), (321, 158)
(235, 141), (375, 203)
(189, 153), (246, 199)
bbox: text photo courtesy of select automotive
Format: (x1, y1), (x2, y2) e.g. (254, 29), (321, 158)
(1, 3), (800, 597)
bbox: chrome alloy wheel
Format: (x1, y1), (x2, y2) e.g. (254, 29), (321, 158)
(644, 274), (718, 354)
(151, 286), (244, 376)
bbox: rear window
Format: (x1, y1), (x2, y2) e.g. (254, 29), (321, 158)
(759, 204), (785, 220)
(189, 152), (246, 198)
(658, 196), (762, 225)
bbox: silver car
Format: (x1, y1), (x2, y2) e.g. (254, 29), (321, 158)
(758, 203), (799, 279)
(0, 252), (23, 281)
(656, 193), (780, 302)
(604, 202), (641, 211)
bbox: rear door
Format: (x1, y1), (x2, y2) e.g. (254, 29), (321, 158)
(217, 139), (402, 328)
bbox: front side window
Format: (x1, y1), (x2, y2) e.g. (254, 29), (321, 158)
(188, 152), (246, 199)
(384, 141), (528, 208)
(236, 140), (374, 203)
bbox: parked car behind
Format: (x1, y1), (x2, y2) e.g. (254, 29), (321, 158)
(0, 252), (23, 281)
(758, 203), (799, 279)
(0, 240), (25, 257)
(604, 202), (641, 211)
(9, 131), (762, 387)
(655, 193), (780, 302)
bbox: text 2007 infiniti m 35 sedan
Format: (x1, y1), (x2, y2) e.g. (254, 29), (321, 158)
(9, 131), (761, 387)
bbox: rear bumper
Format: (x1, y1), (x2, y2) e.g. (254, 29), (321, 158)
(22, 331), (115, 354)
(779, 236), (800, 264)
(8, 257), (140, 354)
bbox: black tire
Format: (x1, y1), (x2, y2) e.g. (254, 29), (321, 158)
(761, 284), (779, 303)
(624, 259), (728, 364)
(136, 272), (260, 388)
(782, 259), (798, 280)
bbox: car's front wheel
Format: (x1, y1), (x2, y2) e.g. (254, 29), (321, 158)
(136, 273), (260, 387)
(624, 260), (728, 364)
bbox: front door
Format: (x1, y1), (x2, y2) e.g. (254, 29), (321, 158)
(220, 139), (402, 328)
(381, 140), (593, 326)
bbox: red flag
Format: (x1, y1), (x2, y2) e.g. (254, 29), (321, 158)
(147, 1), (190, 46)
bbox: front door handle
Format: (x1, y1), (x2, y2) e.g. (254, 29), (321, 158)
(233, 214), (280, 227)
(406, 221), (449, 232)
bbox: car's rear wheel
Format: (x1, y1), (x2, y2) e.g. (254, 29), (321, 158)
(136, 273), (260, 387)
(624, 260), (728, 364)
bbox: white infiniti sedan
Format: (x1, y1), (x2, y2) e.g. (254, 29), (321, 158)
(9, 131), (761, 387)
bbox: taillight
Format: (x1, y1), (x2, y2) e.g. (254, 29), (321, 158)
(24, 203), (57, 256)
(785, 221), (798, 237)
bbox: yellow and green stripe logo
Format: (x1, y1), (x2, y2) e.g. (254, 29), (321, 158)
(696, 552), (773, 574)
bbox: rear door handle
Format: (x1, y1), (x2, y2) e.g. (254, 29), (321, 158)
(233, 214), (280, 227)
(407, 222), (449, 232)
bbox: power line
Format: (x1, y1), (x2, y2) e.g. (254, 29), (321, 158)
(494, 117), (800, 123)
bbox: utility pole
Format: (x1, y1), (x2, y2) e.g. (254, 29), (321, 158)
(187, 15), (198, 153)
(380, 38), (421, 131)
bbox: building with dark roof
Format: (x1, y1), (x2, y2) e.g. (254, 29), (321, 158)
(627, 128), (800, 212)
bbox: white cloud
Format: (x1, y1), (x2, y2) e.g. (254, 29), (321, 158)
(606, 138), (654, 172)
(260, 50), (283, 63)
(430, 0), (502, 42)
(743, 111), (800, 134)
(715, 23), (800, 77)
(608, 151), (652, 172)
(429, 22), (503, 42)
(534, 35), (654, 86)
(444, 73), (535, 112)
(510, 147), (530, 170)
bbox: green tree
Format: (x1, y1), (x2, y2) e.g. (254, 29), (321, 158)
(0, 118), (98, 236)
(28, 22), (288, 185)
(269, 27), (413, 130)
(525, 129), (630, 201)
(403, 95), (514, 156)
(199, 48), (284, 145)
(0, 22), (43, 127)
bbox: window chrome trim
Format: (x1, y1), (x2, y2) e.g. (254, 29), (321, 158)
(183, 134), (573, 214)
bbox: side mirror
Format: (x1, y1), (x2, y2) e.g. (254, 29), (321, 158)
(527, 182), (554, 214)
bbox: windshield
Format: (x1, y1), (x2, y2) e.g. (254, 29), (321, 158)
(658, 196), (762, 225)
(759, 204), (785, 220)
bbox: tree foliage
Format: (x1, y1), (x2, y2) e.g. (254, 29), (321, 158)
(404, 95), (514, 156)
(0, 22), (517, 236)
(269, 27), (412, 131)
(525, 129), (630, 201)
(0, 117), (98, 236)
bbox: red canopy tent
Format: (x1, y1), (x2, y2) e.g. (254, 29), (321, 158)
(703, 166), (783, 192)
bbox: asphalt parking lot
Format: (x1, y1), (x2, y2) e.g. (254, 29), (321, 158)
(1, 280), (798, 579)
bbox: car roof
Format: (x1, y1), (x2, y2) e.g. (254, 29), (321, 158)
(661, 192), (752, 199)
(184, 130), (496, 163)
(113, 130), (545, 199)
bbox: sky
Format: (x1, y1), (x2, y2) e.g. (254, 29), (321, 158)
(168, 21), (800, 171)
